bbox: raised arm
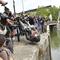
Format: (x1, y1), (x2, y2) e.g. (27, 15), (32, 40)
(0, 0), (7, 6)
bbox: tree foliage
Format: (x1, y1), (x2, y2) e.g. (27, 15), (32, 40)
(49, 6), (59, 20)
(36, 6), (60, 21)
(36, 6), (49, 16)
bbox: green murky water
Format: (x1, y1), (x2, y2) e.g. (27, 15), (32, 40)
(50, 28), (60, 60)
(50, 30), (60, 48)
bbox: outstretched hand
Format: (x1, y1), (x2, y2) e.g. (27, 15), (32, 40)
(0, 0), (7, 6)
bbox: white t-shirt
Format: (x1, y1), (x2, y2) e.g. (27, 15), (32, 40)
(0, 5), (4, 13)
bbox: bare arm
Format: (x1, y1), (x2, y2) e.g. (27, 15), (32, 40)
(0, 51), (14, 60)
(0, 0), (7, 6)
(0, 51), (8, 60)
(0, 48), (14, 60)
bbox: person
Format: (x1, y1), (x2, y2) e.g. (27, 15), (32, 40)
(3, 7), (14, 25)
(0, 34), (14, 60)
(1, 6), (15, 37)
(37, 16), (41, 32)
(0, 1), (14, 53)
(34, 16), (38, 29)
(37, 16), (44, 33)
(28, 16), (34, 25)
(39, 17), (44, 33)
(3, 7), (15, 53)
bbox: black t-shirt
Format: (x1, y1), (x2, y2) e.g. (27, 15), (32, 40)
(28, 16), (34, 25)
(0, 13), (8, 25)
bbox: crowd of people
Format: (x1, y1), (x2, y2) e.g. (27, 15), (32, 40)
(0, 0), (45, 60)
(0, 0), (14, 60)
(24, 15), (45, 33)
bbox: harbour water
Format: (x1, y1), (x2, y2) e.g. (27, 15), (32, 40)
(50, 28), (60, 60)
